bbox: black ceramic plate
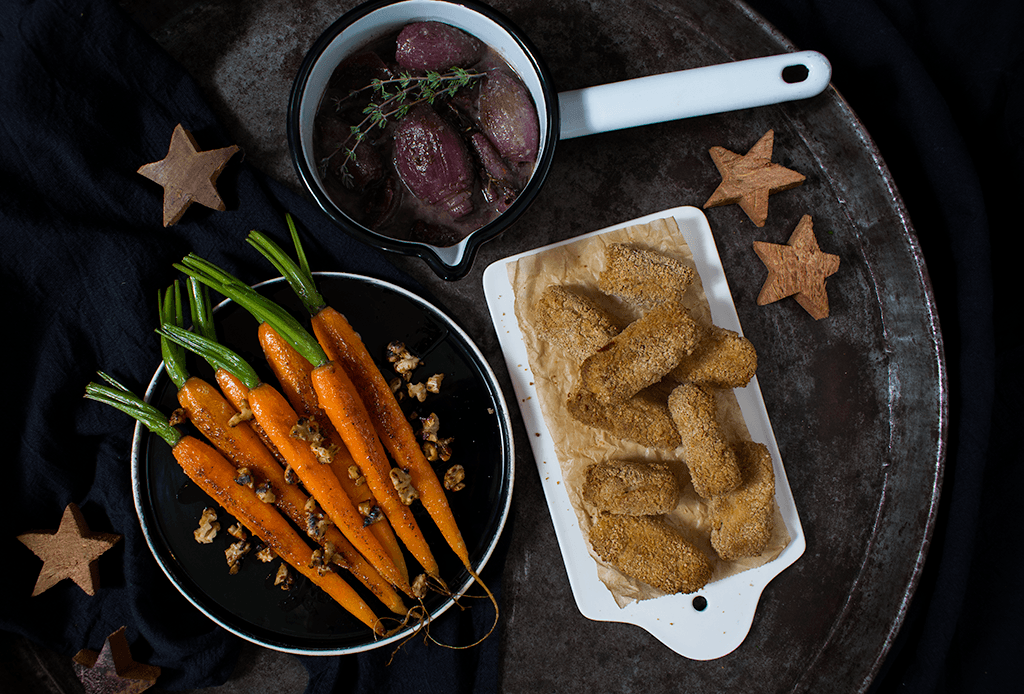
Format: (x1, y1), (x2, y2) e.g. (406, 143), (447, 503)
(130, 273), (514, 654)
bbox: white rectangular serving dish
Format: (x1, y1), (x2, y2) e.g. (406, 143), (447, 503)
(482, 206), (805, 660)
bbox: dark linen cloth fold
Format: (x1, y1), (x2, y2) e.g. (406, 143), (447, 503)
(1, 0), (501, 691)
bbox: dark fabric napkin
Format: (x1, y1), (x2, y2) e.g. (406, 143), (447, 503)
(0, 0), (501, 691)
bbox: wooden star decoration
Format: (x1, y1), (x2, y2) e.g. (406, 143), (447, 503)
(703, 129), (806, 227)
(137, 123), (240, 227)
(17, 503), (122, 596)
(752, 214), (840, 320)
(73, 627), (161, 694)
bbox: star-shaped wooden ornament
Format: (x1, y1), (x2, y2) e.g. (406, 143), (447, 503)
(73, 627), (161, 694)
(752, 214), (840, 320)
(703, 129), (806, 227)
(16, 502), (122, 596)
(137, 123), (240, 227)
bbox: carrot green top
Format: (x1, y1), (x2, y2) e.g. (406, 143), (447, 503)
(246, 214), (325, 318)
(84, 372), (181, 447)
(174, 253), (330, 371)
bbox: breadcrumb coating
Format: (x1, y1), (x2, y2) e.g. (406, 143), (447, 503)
(671, 325), (758, 388)
(566, 384), (681, 450)
(534, 285), (622, 364)
(598, 244), (696, 310)
(708, 441), (776, 560)
(589, 514), (711, 594)
(580, 299), (702, 404)
(668, 383), (741, 499)
(582, 460), (679, 515)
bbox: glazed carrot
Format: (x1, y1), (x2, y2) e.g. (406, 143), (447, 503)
(259, 322), (411, 586)
(249, 223), (471, 567)
(159, 283), (406, 614)
(84, 377), (383, 633)
(159, 323), (413, 595)
(175, 254), (441, 579)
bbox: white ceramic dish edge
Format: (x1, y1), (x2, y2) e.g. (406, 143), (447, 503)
(481, 206), (805, 660)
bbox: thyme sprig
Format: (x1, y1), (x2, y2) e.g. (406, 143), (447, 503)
(320, 67), (484, 186)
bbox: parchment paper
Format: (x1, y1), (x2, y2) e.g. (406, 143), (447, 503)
(509, 216), (790, 607)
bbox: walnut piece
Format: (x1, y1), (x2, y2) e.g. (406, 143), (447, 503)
(225, 539), (251, 575)
(407, 381), (428, 402)
(443, 464), (466, 492)
(290, 417), (338, 464)
(387, 341), (421, 381)
(274, 563), (294, 590)
(228, 398), (254, 426)
(194, 507), (220, 544)
(390, 468), (420, 505)
(426, 374), (444, 393)
(234, 467), (254, 489)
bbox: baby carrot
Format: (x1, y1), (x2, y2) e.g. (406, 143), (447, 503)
(84, 377), (383, 633)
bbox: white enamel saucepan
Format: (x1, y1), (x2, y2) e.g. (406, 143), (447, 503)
(288, 0), (831, 279)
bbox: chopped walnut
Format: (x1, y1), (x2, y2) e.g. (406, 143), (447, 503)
(347, 464), (366, 486)
(304, 497), (331, 540)
(411, 573), (429, 599)
(387, 341), (421, 381)
(407, 381), (427, 402)
(390, 467), (420, 505)
(274, 563), (294, 590)
(283, 465), (300, 485)
(308, 548), (330, 576)
(419, 413), (440, 442)
(290, 417), (338, 464)
(227, 522), (248, 540)
(228, 399), (254, 427)
(225, 539), (251, 575)
(423, 437), (454, 463)
(357, 500), (383, 526)
(426, 374), (444, 393)
(256, 546), (275, 563)
(194, 507), (220, 544)
(234, 467), (254, 489)
(389, 377), (404, 397)
(169, 408), (187, 427)
(443, 464), (466, 492)
(255, 480), (276, 504)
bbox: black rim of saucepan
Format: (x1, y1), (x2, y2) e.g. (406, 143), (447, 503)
(287, 0), (560, 280)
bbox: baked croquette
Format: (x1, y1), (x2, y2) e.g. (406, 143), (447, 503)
(671, 325), (758, 388)
(579, 299), (702, 404)
(534, 285), (623, 364)
(598, 244), (696, 310)
(566, 385), (681, 450)
(708, 441), (776, 560)
(668, 383), (742, 499)
(582, 460), (679, 515)
(589, 514), (711, 594)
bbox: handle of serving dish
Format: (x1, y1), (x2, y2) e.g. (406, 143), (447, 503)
(557, 50), (831, 140)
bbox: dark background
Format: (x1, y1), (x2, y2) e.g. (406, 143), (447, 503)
(742, 1), (1019, 692)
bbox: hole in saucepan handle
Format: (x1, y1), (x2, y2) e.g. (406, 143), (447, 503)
(692, 595), (708, 611)
(782, 63), (810, 84)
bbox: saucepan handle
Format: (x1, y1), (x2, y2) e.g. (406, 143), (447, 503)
(557, 50), (832, 140)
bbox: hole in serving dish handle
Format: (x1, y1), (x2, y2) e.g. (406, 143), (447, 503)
(557, 50), (832, 140)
